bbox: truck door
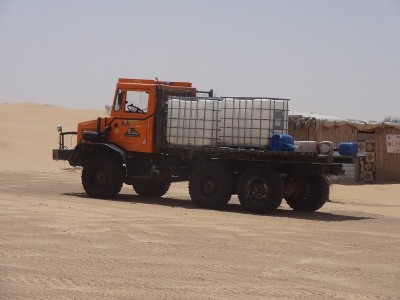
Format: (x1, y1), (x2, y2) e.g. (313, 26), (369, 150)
(115, 88), (153, 152)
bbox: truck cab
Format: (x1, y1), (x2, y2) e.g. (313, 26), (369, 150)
(74, 78), (196, 154)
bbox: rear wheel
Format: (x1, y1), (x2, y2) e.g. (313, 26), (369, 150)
(285, 176), (329, 211)
(189, 163), (234, 209)
(132, 179), (171, 197)
(237, 166), (283, 214)
(82, 156), (124, 199)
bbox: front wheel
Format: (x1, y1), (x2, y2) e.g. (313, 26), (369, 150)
(285, 176), (330, 211)
(82, 156), (124, 199)
(237, 166), (283, 214)
(132, 179), (171, 197)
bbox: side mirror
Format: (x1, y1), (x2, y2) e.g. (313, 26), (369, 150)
(114, 88), (123, 111)
(117, 88), (123, 105)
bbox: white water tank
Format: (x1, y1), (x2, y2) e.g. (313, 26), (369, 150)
(219, 98), (288, 147)
(166, 97), (288, 148)
(166, 98), (218, 146)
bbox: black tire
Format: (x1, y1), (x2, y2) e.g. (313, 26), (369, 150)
(82, 156), (124, 199)
(188, 163), (234, 209)
(132, 179), (171, 197)
(237, 166), (283, 214)
(285, 176), (329, 211)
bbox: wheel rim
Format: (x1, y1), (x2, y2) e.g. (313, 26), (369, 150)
(94, 170), (107, 187)
(246, 178), (268, 202)
(200, 176), (217, 196)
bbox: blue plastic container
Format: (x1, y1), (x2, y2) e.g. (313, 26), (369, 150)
(338, 142), (358, 156)
(269, 134), (295, 151)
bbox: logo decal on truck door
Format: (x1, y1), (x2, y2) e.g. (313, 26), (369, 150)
(124, 128), (140, 137)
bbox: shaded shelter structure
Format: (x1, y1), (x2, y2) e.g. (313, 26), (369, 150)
(288, 113), (400, 183)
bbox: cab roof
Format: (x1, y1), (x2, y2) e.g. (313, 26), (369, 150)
(118, 78), (192, 88)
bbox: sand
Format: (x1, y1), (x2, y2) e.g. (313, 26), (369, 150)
(0, 103), (399, 299)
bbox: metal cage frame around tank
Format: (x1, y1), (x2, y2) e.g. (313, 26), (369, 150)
(165, 95), (290, 149)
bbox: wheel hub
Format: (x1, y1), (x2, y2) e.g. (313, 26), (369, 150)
(294, 180), (310, 199)
(201, 177), (217, 196)
(94, 170), (107, 186)
(248, 178), (268, 200)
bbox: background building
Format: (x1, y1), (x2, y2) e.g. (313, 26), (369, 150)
(289, 113), (400, 183)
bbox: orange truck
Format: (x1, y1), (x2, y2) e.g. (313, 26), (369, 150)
(53, 78), (347, 214)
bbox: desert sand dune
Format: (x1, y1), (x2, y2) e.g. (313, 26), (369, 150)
(0, 103), (399, 299)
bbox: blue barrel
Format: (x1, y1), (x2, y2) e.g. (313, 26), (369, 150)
(269, 134), (295, 151)
(338, 142), (358, 156)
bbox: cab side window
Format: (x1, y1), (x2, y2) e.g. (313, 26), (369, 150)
(125, 91), (149, 113)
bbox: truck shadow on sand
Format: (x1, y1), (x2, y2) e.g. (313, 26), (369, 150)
(63, 192), (374, 222)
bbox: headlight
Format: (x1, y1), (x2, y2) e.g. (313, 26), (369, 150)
(57, 125), (63, 133)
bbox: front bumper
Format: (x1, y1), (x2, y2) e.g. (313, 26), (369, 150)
(52, 149), (74, 161)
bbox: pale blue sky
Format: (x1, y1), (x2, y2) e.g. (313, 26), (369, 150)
(1, 0), (399, 121)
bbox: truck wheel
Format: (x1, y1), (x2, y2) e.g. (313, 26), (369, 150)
(285, 176), (329, 211)
(132, 179), (171, 197)
(82, 156), (124, 199)
(237, 166), (283, 214)
(189, 163), (233, 209)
